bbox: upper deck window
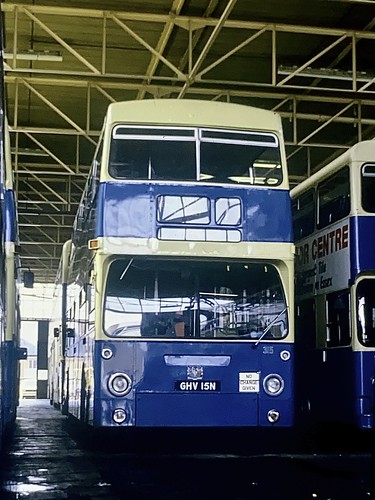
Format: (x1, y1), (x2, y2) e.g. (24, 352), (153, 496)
(109, 126), (283, 186)
(292, 189), (315, 240)
(361, 164), (375, 213)
(317, 166), (350, 229)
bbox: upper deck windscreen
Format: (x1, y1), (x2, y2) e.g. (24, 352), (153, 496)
(108, 126), (283, 186)
(361, 164), (375, 213)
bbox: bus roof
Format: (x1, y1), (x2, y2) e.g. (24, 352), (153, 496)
(104, 99), (284, 136)
(291, 140), (375, 199)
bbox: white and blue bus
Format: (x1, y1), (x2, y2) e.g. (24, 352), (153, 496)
(0, 26), (28, 441)
(0, 69), (5, 446)
(1, 117), (25, 430)
(292, 140), (375, 431)
(49, 99), (295, 428)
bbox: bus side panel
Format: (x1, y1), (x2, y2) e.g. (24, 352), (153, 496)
(354, 351), (375, 429)
(351, 216), (375, 275)
(295, 299), (359, 427)
(93, 340), (294, 428)
(306, 347), (355, 428)
(302, 348), (374, 430)
(2, 340), (17, 427)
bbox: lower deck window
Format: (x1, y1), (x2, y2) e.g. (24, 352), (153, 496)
(325, 290), (351, 347)
(104, 258), (288, 340)
(356, 279), (375, 347)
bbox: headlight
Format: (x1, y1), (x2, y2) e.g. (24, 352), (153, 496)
(263, 374), (284, 396)
(108, 373), (132, 397)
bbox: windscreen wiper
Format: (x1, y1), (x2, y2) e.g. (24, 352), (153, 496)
(253, 307), (287, 348)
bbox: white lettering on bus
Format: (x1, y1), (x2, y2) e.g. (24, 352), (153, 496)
(180, 381), (198, 390)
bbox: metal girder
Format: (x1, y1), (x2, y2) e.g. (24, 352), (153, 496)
(18, 133), (75, 174)
(2, 1), (375, 282)
(19, 179), (62, 214)
(137, 0), (186, 99)
(19, 80), (97, 145)
(20, 7), (100, 74)
(2, 3), (375, 40)
(177, 0), (238, 97)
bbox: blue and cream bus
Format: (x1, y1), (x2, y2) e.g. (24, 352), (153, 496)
(2, 117), (24, 429)
(0, 13), (28, 445)
(0, 120), (27, 438)
(49, 99), (295, 428)
(291, 140), (375, 430)
(0, 73), (5, 445)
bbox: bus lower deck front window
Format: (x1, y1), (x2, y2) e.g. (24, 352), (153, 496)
(103, 258), (288, 340)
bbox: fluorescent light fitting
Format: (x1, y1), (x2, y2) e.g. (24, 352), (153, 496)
(228, 176), (278, 185)
(11, 147), (49, 157)
(253, 161), (281, 169)
(4, 50), (63, 62)
(278, 65), (372, 82)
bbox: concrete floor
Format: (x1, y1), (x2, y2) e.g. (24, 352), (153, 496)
(0, 399), (372, 499)
(0, 399), (120, 499)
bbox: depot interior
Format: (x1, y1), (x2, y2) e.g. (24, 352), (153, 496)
(3, 0), (375, 398)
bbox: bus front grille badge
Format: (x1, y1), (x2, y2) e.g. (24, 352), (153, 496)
(187, 366), (203, 380)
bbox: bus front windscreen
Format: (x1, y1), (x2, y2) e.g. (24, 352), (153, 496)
(103, 258), (288, 340)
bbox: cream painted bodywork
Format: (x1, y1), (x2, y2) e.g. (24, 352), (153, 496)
(89, 238), (295, 343)
(96, 99), (289, 191)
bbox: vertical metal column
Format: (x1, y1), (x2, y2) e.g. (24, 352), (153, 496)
(37, 319), (49, 398)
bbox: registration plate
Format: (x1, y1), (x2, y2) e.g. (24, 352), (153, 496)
(175, 380), (221, 391)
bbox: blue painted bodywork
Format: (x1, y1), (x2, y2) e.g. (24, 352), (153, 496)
(4, 189), (16, 243)
(298, 346), (374, 430)
(93, 340), (294, 427)
(350, 216), (375, 277)
(2, 341), (18, 427)
(96, 183), (293, 242)
(0, 170), (4, 448)
(354, 351), (374, 429)
(1, 189), (19, 431)
(1, 187), (21, 433)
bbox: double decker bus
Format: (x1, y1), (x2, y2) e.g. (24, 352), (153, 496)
(49, 99), (295, 428)
(0, 15), (28, 443)
(0, 44), (5, 445)
(1, 117), (27, 430)
(291, 140), (375, 430)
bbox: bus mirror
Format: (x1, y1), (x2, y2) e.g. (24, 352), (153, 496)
(66, 328), (75, 338)
(17, 347), (28, 360)
(53, 327), (60, 338)
(23, 270), (35, 288)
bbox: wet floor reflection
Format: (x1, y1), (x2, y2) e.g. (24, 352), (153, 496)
(0, 400), (372, 499)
